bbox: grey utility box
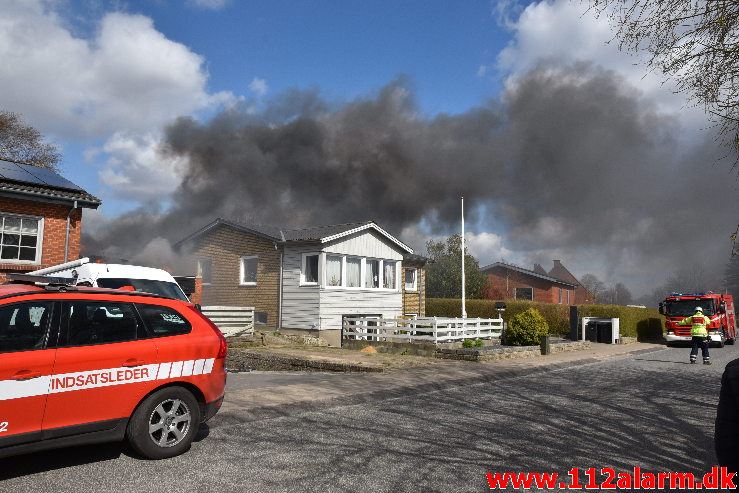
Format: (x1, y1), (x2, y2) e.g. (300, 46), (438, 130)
(581, 317), (620, 344)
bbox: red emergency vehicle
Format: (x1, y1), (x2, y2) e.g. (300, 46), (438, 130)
(0, 276), (227, 459)
(660, 292), (737, 347)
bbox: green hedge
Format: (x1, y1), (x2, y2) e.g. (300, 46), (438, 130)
(426, 298), (664, 340)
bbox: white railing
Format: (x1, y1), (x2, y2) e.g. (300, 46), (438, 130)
(342, 316), (503, 344)
(202, 306), (255, 337)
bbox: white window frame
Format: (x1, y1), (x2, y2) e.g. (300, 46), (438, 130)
(567, 289), (571, 305)
(300, 253), (320, 286)
(404, 267), (418, 291)
(239, 256), (258, 286)
(0, 212), (44, 265)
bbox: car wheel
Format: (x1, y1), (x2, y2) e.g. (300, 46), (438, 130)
(126, 386), (200, 460)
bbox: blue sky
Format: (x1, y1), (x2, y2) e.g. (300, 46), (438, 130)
(1, 0), (736, 294)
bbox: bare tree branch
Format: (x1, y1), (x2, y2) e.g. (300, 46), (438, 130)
(0, 111), (61, 171)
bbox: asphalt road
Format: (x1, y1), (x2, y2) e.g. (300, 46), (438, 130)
(0, 343), (734, 492)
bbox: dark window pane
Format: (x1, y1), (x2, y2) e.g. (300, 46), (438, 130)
(20, 235), (37, 247)
(515, 287), (533, 301)
(65, 302), (139, 346)
(242, 257), (258, 283)
(0, 302), (52, 353)
(137, 304), (191, 337)
(2, 234), (19, 246)
(1, 246), (19, 259)
(305, 255), (318, 283)
(19, 247), (36, 261)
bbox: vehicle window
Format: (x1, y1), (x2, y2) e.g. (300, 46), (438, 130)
(96, 278), (190, 302)
(64, 301), (141, 346)
(0, 301), (53, 353)
(137, 304), (192, 337)
(665, 300), (715, 317)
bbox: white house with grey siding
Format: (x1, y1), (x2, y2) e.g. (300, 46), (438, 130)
(178, 219), (421, 346)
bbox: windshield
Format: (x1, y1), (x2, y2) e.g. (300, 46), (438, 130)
(665, 299), (715, 317)
(96, 278), (190, 302)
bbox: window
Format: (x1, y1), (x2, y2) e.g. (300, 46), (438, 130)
(558, 288), (563, 304)
(63, 301), (141, 346)
(404, 268), (417, 291)
(0, 301), (53, 353)
(365, 259), (379, 288)
(240, 256), (258, 285)
(383, 261), (396, 289)
(326, 255), (343, 287)
(197, 258), (212, 284)
(302, 254), (319, 285)
(0, 213), (42, 263)
(567, 290), (571, 305)
(255, 312), (268, 325)
(346, 257), (361, 287)
(515, 287), (533, 301)
(137, 304), (191, 337)
(97, 278), (189, 302)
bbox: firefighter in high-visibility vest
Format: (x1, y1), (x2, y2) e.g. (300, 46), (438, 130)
(678, 306), (711, 365)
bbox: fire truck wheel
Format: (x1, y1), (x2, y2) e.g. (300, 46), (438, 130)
(716, 329), (726, 348)
(126, 386), (201, 460)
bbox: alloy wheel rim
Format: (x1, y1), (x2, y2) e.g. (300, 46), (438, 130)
(147, 398), (191, 448)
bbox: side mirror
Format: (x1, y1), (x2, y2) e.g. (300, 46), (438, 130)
(658, 302), (664, 315)
(721, 301), (727, 314)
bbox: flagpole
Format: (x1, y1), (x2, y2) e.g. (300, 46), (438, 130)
(461, 196), (467, 319)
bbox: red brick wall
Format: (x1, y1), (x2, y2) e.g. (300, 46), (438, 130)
(483, 267), (575, 305)
(0, 197), (82, 283)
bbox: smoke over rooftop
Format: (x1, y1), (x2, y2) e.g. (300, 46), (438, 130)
(84, 62), (739, 294)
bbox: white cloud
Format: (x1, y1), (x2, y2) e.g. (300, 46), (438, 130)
(0, 1), (235, 140)
(96, 132), (189, 203)
(187, 0), (230, 10)
(248, 77), (268, 97)
(464, 232), (518, 267)
(496, 0), (704, 125)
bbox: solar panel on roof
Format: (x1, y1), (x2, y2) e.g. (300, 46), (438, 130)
(24, 165), (83, 191)
(0, 160), (42, 184)
(0, 160), (83, 191)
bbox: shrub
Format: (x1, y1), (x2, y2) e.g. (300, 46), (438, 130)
(474, 339), (484, 347)
(503, 308), (549, 346)
(462, 339), (474, 348)
(426, 298), (663, 339)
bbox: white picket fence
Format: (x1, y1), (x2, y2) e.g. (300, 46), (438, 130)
(342, 316), (503, 344)
(201, 306), (255, 337)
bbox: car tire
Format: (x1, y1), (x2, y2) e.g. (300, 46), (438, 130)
(126, 386), (200, 460)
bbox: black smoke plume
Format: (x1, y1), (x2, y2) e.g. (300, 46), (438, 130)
(85, 63), (739, 293)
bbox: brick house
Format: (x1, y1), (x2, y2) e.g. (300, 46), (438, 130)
(178, 219), (428, 346)
(481, 261), (578, 305)
(547, 259), (594, 304)
(0, 158), (100, 283)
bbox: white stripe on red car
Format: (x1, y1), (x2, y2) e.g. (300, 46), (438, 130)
(0, 358), (216, 402)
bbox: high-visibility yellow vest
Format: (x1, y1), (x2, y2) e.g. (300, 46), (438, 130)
(680, 313), (709, 336)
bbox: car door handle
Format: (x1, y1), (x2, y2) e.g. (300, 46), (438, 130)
(122, 359), (145, 367)
(10, 370), (41, 380)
